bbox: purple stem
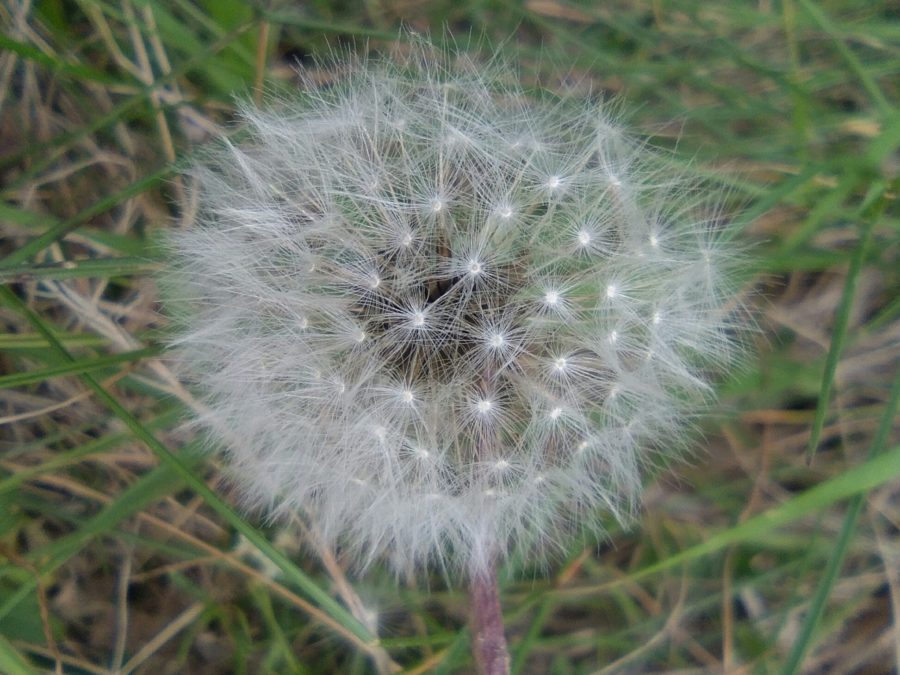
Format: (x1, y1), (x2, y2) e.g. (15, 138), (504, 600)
(469, 561), (510, 675)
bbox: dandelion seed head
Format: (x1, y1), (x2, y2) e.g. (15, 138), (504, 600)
(166, 36), (748, 579)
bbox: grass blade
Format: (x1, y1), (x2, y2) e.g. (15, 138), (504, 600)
(795, 0), (892, 116)
(0, 257), (160, 282)
(0, 167), (173, 270)
(0, 636), (38, 675)
(0, 463), (185, 623)
(550, 440), (900, 591)
(806, 180), (885, 462)
(781, 371), (900, 674)
(0, 345), (161, 388)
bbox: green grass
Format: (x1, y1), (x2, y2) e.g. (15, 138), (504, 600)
(2, 1), (898, 673)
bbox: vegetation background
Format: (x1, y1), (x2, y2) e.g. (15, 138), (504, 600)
(1, 0), (898, 673)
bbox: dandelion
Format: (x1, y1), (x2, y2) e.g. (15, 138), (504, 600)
(167, 37), (746, 674)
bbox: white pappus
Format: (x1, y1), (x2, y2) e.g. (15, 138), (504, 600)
(166, 38), (747, 579)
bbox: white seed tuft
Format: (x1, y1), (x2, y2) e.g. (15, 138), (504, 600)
(166, 37), (747, 579)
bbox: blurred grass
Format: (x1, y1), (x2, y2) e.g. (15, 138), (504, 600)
(1, 0), (898, 673)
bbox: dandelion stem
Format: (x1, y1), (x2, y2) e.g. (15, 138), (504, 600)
(469, 560), (509, 675)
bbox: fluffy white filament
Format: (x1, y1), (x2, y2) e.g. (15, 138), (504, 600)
(167, 40), (744, 578)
